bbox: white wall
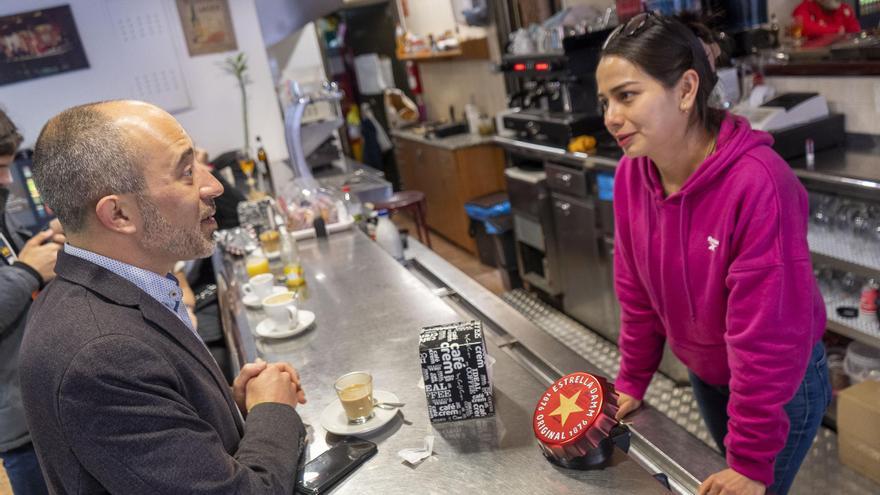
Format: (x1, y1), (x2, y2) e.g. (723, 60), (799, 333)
(398, 0), (457, 36)
(266, 22), (327, 105)
(564, 0), (614, 10)
(395, 0), (507, 120)
(0, 0), (288, 163)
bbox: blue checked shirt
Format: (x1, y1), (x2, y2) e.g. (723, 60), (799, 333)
(64, 244), (198, 337)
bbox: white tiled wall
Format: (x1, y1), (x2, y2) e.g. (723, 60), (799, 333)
(765, 76), (880, 134)
(399, 0), (507, 123)
(418, 58), (508, 122)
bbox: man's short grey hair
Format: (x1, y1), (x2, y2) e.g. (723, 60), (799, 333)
(33, 102), (146, 233)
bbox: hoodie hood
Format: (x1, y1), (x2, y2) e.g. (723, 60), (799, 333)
(633, 113), (775, 322)
(642, 113), (774, 200)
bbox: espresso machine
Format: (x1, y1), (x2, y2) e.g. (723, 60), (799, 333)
(498, 28), (612, 149)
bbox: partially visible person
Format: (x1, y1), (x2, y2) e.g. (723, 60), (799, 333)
(793, 0), (860, 39)
(0, 107), (60, 495)
(207, 148), (248, 230)
(20, 100), (307, 493)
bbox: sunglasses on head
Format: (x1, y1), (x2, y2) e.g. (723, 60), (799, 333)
(602, 11), (658, 50)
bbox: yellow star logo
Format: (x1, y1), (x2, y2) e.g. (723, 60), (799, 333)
(549, 390), (584, 427)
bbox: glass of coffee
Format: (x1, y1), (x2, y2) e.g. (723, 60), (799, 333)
(334, 371), (375, 425)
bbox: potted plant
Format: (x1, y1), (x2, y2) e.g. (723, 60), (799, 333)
(224, 52), (251, 155)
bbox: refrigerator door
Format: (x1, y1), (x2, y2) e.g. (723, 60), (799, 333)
(552, 191), (616, 338)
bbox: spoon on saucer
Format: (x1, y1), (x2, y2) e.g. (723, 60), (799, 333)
(373, 399), (405, 410)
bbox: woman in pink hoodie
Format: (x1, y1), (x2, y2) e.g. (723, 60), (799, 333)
(597, 13), (829, 495)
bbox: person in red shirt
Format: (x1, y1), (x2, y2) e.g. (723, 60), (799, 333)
(793, 0), (861, 38)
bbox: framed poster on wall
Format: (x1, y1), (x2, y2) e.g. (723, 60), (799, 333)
(0, 5), (90, 86)
(176, 0), (238, 56)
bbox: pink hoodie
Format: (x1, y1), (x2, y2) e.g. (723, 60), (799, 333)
(612, 113), (826, 486)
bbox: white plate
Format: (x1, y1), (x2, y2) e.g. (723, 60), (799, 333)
(320, 390), (400, 436)
(242, 286), (287, 309)
(254, 310), (315, 339)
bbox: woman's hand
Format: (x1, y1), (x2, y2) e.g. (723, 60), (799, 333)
(699, 468), (765, 495)
(615, 391), (642, 420)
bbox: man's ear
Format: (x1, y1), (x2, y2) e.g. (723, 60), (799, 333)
(94, 195), (138, 235)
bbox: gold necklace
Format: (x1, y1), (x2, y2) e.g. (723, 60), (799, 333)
(703, 135), (717, 162)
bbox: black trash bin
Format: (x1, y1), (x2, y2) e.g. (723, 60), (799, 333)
(465, 192), (522, 290)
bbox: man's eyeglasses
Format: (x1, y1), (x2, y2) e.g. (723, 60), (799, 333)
(602, 11), (657, 50)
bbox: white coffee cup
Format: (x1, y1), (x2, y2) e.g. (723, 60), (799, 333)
(262, 291), (299, 330)
(243, 273), (274, 300)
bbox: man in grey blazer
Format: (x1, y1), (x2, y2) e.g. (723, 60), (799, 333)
(19, 100), (308, 494)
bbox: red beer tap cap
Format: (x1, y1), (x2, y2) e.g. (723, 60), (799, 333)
(533, 372), (620, 466)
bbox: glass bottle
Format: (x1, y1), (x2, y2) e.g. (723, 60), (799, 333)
(255, 136), (276, 196)
(279, 226), (304, 289)
(769, 13), (780, 48)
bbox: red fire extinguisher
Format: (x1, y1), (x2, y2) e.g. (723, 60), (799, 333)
(405, 60), (427, 122)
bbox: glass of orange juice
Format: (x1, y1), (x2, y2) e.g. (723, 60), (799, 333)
(245, 250), (270, 277)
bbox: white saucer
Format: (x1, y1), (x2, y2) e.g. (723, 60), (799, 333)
(254, 310), (315, 339)
(242, 286), (287, 308)
(320, 390), (400, 436)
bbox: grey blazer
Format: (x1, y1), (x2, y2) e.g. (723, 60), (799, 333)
(20, 251), (306, 494)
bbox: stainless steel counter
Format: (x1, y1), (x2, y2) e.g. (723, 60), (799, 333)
(213, 230), (682, 493)
(392, 129), (496, 150)
(494, 134), (880, 197)
(494, 135), (620, 171)
(789, 143), (880, 196)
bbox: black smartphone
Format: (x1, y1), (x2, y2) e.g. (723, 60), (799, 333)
(295, 438), (377, 494)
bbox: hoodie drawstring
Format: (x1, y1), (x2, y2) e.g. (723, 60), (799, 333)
(642, 187), (660, 308)
(679, 195), (696, 322)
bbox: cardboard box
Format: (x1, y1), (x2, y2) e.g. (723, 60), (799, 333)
(419, 320), (494, 423)
(837, 380), (880, 485)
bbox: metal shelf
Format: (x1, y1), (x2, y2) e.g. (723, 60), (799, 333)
(822, 289), (880, 349)
(808, 228), (880, 280)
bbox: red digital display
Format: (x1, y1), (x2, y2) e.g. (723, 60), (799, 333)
(513, 63), (526, 71)
(535, 62), (550, 71)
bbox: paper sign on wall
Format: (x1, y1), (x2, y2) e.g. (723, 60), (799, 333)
(104, 0), (191, 113)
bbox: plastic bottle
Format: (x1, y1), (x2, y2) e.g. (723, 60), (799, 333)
(341, 185), (364, 223)
(860, 279), (879, 317)
(464, 100), (481, 135)
(375, 210), (403, 261)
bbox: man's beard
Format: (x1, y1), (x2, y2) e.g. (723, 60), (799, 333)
(136, 193), (216, 261)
